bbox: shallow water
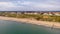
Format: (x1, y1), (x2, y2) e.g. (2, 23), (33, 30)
(0, 20), (60, 34)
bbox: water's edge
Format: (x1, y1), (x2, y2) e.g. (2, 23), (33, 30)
(0, 16), (60, 29)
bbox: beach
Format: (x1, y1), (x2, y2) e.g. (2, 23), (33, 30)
(0, 16), (60, 28)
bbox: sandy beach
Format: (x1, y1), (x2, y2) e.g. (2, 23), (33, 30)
(0, 16), (60, 29)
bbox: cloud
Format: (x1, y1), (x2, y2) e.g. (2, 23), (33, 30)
(0, 2), (15, 11)
(0, 0), (60, 11)
(0, 2), (15, 7)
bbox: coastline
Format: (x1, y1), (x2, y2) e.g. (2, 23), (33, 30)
(0, 16), (60, 29)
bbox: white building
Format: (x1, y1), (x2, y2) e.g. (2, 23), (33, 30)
(54, 13), (60, 16)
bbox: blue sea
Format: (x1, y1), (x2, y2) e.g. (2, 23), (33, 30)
(0, 20), (60, 34)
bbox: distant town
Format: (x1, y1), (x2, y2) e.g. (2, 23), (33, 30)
(0, 11), (60, 16)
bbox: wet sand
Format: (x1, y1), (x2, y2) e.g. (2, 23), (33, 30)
(0, 16), (60, 28)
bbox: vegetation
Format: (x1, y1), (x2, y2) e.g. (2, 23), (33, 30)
(0, 12), (60, 22)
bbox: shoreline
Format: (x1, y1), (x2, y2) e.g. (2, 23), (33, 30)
(0, 16), (60, 29)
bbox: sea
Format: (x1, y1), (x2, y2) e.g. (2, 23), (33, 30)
(0, 20), (60, 34)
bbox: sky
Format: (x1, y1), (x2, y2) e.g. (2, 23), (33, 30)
(0, 0), (60, 11)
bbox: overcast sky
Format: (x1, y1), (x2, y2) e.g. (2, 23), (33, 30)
(0, 0), (60, 11)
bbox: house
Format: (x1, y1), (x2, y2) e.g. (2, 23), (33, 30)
(43, 13), (49, 15)
(54, 13), (60, 16)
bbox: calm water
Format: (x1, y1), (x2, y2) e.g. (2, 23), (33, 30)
(0, 20), (60, 34)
